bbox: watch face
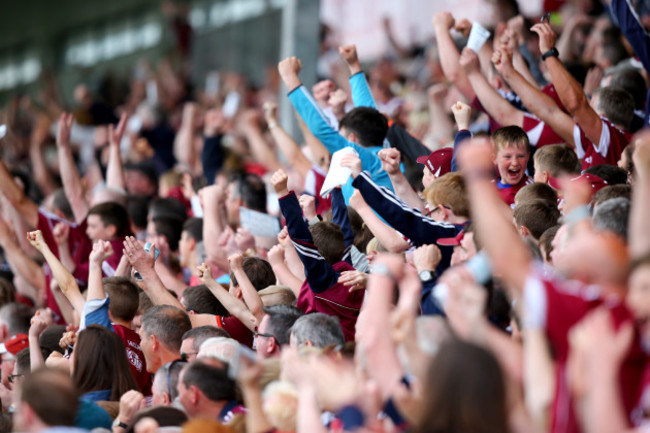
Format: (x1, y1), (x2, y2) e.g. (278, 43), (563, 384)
(419, 271), (433, 281)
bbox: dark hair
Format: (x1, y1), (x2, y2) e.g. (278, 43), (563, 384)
(0, 278), (15, 308)
(52, 189), (74, 221)
(514, 199), (560, 240)
(182, 285), (228, 316)
(15, 348), (32, 375)
(263, 305), (304, 346)
(0, 303), (33, 335)
(600, 27), (630, 68)
(182, 326), (231, 352)
(309, 221), (345, 264)
(39, 325), (67, 357)
(416, 340), (509, 433)
(533, 144), (581, 176)
(181, 359), (237, 402)
(539, 225), (560, 262)
(87, 202), (131, 238)
(141, 305), (191, 352)
(73, 325), (138, 401)
(182, 218), (203, 242)
(346, 207), (373, 254)
(127, 195), (150, 231)
(125, 406), (188, 433)
(138, 291), (154, 316)
(339, 107), (388, 148)
(610, 68), (647, 110)
(229, 257), (275, 291)
(104, 277), (140, 322)
(21, 367), (79, 426)
(592, 184), (632, 206)
(593, 86), (635, 130)
(236, 173), (267, 213)
(149, 197), (187, 222)
(151, 217), (183, 252)
(492, 125), (530, 151)
(584, 164), (628, 185)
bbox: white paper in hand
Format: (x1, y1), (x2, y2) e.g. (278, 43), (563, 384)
(466, 22), (491, 53)
(0, 125), (6, 140)
(320, 147), (359, 199)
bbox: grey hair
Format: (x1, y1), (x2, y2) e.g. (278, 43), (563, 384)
(290, 313), (344, 348)
(592, 197), (630, 240)
(142, 305), (191, 352)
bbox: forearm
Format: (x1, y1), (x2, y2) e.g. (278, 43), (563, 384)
(242, 126), (282, 172)
(174, 125), (196, 172)
(87, 262), (105, 301)
(233, 267), (264, 324)
(582, 371), (628, 433)
(270, 261), (303, 297)
(106, 143), (126, 192)
(545, 57), (589, 116)
(0, 238), (44, 291)
(154, 262), (188, 297)
(428, 99), (454, 145)
(388, 172), (426, 213)
(139, 267), (185, 309)
(28, 335), (45, 370)
(269, 125), (312, 178)
(41, 247), (85, 314)
(629, 169), (650, 258)
(466, 179), (530, 294)
(29, 143), (58, 198)
(512, 51), (538, 86)
(296, 115), (331, 169)
(203, 201), (226, 261)
(58, 147), (89, 222)
(296, 386), (328, 433)
(434, 27), (474, 100)
(0, 162), (38, 227)
(523, 330), (555, 431)
(204, 280), (257, 331)
(51, 287), (78, 325)
(241, 384), (274, 433)
(57, 243), (76, 273)
(284, 240), (306, 280)
(481, 325), (523, 384)
(467, 72), (523, 127)
(355, 206), (410, 253)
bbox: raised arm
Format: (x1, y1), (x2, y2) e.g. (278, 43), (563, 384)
(0, 218), (44, 296)
(174, 103), (200, 173)
(263, 102), (312, 179)
(201, 109), (226, 185)
(531, 23), (603, 145)
(26, 230), (85, 315)
(106, 113), (128, 192)
(457, 139), (532, 294)
(267, 245), (303, 296)
(459, 47), (524, 128)
(629, 132), (650, 258)
(378, 148), (425, 212)
(239, 109), (282, 172)
(272, 169), (339, 293)
(197, 261), (258, 331)
(87, 240), (113, 302)
(228, 253), (264, 326)
(493, 48), (576, 146)
(0, 159), (38, 228)
(433, 12), (475, 101)
(339, 45), (376, 109)
(122, 236), (184, 309)
(200, 185), (228, 264)
(56, 113), (89, 223)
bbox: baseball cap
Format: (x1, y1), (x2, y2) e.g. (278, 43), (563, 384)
(0, 334), (29, 356)
(436, 230), (465, 247)
(416, 148), (453, 178)
(548, 173), (608, 193)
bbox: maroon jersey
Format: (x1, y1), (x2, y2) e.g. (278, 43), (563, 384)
(525, 272), (646, 433)
(114, 324), (152, 395)
(296, 261), (364, 342)
(523, 113), (565, 147)
(305, 165), (332, 215)
(216, 316), (254, 348)
(494, 176), (533, 208)
(573, 118), (631, 170)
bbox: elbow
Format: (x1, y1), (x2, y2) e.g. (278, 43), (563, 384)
(564, 95), (588, 117)
(386, 239), (409, 253)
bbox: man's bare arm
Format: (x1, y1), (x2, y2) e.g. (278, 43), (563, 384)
(56, 113), (89, 223)
(106, 113), (128, 192)
(433, 12), (475, 101)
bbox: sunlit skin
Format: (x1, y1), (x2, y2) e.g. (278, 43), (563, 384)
(627, 264), (650, 342)
(85, 214), (115, 242)
(495, 145), (529, 185)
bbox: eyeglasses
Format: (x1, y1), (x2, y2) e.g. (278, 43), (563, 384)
(8, 374), (23, 384)
(162, 360), (185, 401)
(253, 331), (277, 344)
(180, 352), (198, 362)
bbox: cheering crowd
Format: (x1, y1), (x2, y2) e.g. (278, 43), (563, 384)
(0, 0), (648, 431)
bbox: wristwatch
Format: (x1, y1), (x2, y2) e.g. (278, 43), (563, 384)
(541, 47), (559, 61)
(418, 270), (436, 282)
(112, 418), (128, 430)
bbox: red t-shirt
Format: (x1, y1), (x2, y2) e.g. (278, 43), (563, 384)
(296, 261), (365, 342)
(305, 165), (332, 215)
(494, 176), (533, 208)
(525, 272), (646, 433)
(114, 324), (152, 395)
(216, 316), (254, 348)
(573, 118), (631, 170)
(523, 113), (565, 148)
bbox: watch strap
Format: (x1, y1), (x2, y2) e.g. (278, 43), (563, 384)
(541, 47), (559, 61)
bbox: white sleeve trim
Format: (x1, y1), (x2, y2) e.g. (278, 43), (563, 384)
(523, 275), (547, 330)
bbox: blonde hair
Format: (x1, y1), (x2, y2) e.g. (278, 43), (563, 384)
(262, 381), (299, 431)
(424, 172), (470, 218)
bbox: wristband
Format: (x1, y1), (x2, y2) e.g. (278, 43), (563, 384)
(541, 47), (559, 61)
